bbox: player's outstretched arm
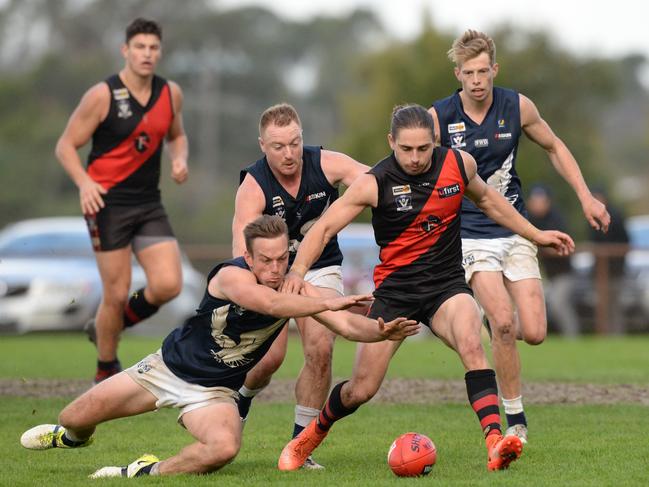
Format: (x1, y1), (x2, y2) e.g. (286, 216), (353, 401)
(303, 283), (420, 342)
(463, 151), (575, 256)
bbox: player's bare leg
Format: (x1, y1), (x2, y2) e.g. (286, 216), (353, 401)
(93, 247), (133, 381)
(278, 339), (401, 471)
(431, 293), (522, 470)
(471, 271), (531, 443)
(134, 239), (182, 307)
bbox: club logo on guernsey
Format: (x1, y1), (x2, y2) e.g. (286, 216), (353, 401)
(392, 185), (411, 196)
(395, 194), (412, 212)
(438, 183), (461, 198)
(451, 133), (466, 148)
(447, 122), (466, 134)
(498, 119), (506, 128)
(117, 99), (132, 119)
(134, 132), (150, 153)
(420, 215), (441, 233)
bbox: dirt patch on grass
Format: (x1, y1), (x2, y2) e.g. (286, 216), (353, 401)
(2, 378), (647, 406)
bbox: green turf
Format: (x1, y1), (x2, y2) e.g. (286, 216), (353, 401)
(1, 332), (648, 384)
(2, 332), (647, 485)
(4, 398), (646, 486)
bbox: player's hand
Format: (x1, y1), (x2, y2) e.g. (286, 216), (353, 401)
(377, 317), (420, 341)
(582, 195), (610, 233)
(324, 293), (374, 311)
(533, 230), (575, 256)
(280, 271), (306, 294)
(79, 179), (106, 215)
(171, 158), (188, 184)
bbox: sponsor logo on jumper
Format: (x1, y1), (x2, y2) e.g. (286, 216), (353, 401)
(391, 185), (411, 195)
(451, 133), (466, 148)
(448, 122), (466, 133)
(112, 88), (130, 101)
(474, 138), (489, 148)
(395, 194), (412, 212)
(117, 99), (132, 119)
(272, 196), (284, 207)
(306, 191), (326, 202)
(438, 183), (461, 198)
(498, 119), (506, 128)
(134, 132), (150, 152)
(420, 215), (441, 233)
(494, 132), (512, 140)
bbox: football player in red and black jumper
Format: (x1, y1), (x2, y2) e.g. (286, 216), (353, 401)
(55, 18), (189, 383)
(278, 104), (574, 471)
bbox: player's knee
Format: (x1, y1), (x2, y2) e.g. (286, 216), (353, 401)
(103, 286), (130, 309)
(522, 328), (546, 345)
(148, 278), (181, 303)
(491, 315), (517, 342)
(303, 341), (334, 369)
(202, 441), (240, 471)
(345, 381), (379, 406)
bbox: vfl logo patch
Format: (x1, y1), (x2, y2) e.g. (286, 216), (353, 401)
(117, 99), (132, 119)
(438, 183), (461, 198)
(451, 133), (466, 148)
(134, 132), (150, 152)
(495, 132), (512, 140)
(474, 138), (489, 148)
(395, 195), (412, 212)
(391, 185), (411, 196)
(447, 122), (466, 134)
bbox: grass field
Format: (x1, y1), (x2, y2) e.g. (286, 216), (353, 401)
(2, 333), (648, 486)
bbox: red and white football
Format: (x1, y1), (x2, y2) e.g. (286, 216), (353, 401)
(387, 432), (437, 477)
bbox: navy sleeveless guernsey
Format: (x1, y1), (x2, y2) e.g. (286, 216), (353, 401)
(369, 147), (468, 299)
(161, 257), (288, 390)
(433, 87), (526, 239)
(88, 74), (173, 206)
(240, 146), (343, 268)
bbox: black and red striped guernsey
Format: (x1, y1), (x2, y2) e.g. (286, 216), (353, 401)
(87, 74), (173, 205)
(369, 147), (469, 298)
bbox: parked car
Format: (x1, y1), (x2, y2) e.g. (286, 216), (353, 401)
(0, 217), (205, 334)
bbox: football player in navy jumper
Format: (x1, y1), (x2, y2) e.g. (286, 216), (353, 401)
(232, 103), (370, 468)
(429, 30), (610, 443)
(20, 215), (419, 478)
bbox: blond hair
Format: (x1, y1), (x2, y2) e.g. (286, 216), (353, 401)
(259, 103), (302, 135)
(448, 30), (496, 67)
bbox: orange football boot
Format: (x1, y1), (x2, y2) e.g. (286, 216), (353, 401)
(278, 419), (328, 471)
(486, 433), (523, 471)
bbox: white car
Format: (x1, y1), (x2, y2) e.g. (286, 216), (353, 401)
(0, 217), (205, 335)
